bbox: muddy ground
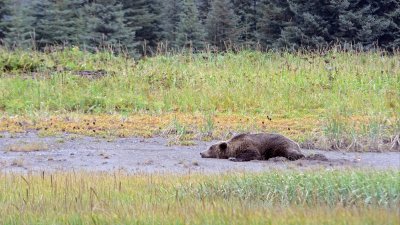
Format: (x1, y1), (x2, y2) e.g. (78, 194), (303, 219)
(0, 132), (399, 173)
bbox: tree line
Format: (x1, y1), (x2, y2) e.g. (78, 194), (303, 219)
(0, 0), (399, 57)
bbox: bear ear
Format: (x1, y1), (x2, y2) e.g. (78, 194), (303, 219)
(219, 142), (228, 151)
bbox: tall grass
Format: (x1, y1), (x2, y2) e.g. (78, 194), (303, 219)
(0, 170), (398, 224)
(0, 48), (399, 150)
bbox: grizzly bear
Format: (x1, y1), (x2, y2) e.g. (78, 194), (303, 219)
(200, 133), (305, 162)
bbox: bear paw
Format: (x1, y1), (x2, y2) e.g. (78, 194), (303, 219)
(229, 157), (243, 162)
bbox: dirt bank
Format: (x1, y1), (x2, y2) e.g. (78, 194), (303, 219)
(0, 132), (399, 173)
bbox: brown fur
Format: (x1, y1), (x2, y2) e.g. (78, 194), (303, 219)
(200, 133), (304, 162)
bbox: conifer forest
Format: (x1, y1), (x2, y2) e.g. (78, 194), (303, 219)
(0, 0), (399, 57)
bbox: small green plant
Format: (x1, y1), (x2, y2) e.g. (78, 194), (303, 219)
(200, 113), (215, 140)
(163, 117), (194, 145)
(0, 51), (44, 72)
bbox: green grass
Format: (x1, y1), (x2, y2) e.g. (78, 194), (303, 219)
(0, 48), (399, 150)
(0, 170), (398, 224)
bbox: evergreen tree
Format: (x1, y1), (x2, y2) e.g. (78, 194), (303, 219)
(176, 0), (205, 49)
(256, 0), (293, 48)
(275, 0), (342, 50)
(196, 0), (210, 23)
(3, 0), (35, 48)
(386, 1), (400, 49)
(45, 0), (86, 46)
(278, 0), (400, 50)
(121, 0), (160, 55)
(336, 0), (400, 50)
(10, 0), (87, 49)
(30, 0), (55, 48)
(160, 0), (181, 49)
(206, 0), (238, 50)
(85, 0), (137, 55)
(0, 0), (8, 41)
(232, 0), (259, 46)
(138, 0), (163, 54)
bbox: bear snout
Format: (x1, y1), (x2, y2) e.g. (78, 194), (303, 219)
(200, 151), (210, 158)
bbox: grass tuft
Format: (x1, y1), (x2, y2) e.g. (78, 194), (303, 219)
(5, 142), (49, 152)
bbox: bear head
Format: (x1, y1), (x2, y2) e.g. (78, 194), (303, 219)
(200, 141), (230, 159)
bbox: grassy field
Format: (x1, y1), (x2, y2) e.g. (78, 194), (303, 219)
(0, 170), (398, 224)
(0, 48), (399, 150)
(0, 49), (399, 224)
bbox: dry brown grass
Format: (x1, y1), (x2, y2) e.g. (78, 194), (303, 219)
(0, 113), (398, 151)
(5, 142), (48, 152)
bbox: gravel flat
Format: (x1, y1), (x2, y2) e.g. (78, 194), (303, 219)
(1, 132), (399, 173)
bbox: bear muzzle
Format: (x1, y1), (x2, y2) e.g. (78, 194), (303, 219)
(200, 151), (211, 158)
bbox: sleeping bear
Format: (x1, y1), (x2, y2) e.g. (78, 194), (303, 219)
(200, 133), (305, 162)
